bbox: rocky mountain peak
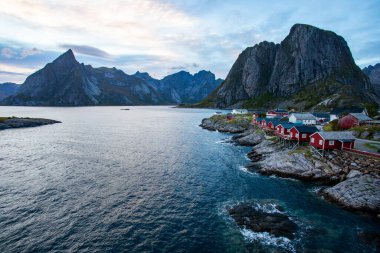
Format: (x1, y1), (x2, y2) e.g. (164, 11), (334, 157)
(206, 24), (379, 110)
(50, 49), (79, 70)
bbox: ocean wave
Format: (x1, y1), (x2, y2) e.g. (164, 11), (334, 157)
(240, 228), (296, 252)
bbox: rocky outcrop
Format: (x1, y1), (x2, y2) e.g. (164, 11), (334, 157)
(0, 117), (60, 130)
(254, 148), (341, 183)
(199, 115), (251, 133)
(321, 174), (380, 213)
(232, 129), (265, 146)
(203, 24), (379, 109)
(2, 50), (222, 106)
(0, 82), (19, 101)
(228, 203), (297, 239)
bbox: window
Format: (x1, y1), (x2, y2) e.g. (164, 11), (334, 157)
(302, 134), (307, 138)
(329, 140), (334, 146)
(295, 133), (299, 138)
(319, 140), (323, 145)
(311, 138), (314, 143)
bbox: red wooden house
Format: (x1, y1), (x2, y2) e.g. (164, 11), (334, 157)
(338, 113), (372, 129)
(310, 131), (355, 150)
(276, 123), (294, 137)
(252, 117), (264, 125)
(289, 125), (319, 142)
(266, 108), (289, 118)
(267, 119), (282, 130)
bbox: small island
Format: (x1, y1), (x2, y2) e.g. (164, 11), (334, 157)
(0, 116), (61, 131)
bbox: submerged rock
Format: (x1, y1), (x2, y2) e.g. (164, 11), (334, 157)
(228, 203), (297, 239)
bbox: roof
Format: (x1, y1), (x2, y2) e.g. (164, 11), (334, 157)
(278, 123), (294, 129)
(292, 125), (319, 133)
(348, 113), (372, 122)
(255, 117), (264, 121)
(267, 108), (288, 113)
(266, 119), (282, 126)
(290, 113), (317, 120)
(313, 131), (356, 141)
(330, 107), (365, 115)
(312, 113), (330, 119)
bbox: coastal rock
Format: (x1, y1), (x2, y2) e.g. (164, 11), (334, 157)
(228, 203), (297, 239)
(234, 130), (265, 146)
(256, 147), (339, 183)
(346, 170), (363, 179)
(199, 116), (250, 133)
(321, 174), (380, 213)
(0, 118), (61, 130)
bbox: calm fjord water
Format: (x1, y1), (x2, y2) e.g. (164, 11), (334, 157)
(0, 106), (379, 252)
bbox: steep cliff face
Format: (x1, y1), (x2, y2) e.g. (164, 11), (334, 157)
(2, 50), (221, 106)
(0, 82), (19, 101)
(216, 42), (278, 107)
(210, 24), (379, 109)
(363, 63), (380, 95)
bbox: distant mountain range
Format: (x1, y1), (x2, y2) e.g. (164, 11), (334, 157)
(0, 82), (19, 101)
(0, 50), (222, 106)
(195, 24), (380, 110)
(363, 63), (380, 96)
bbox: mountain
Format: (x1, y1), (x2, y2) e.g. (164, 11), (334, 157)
(363, 63), (380, 95)
(137, 70), (222, 103)
(0, 82), (19, 101)
(199, 24), (380, 110)
(2, 50), (222, 106)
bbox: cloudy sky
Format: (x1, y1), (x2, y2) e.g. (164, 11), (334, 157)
(0, 0), (379, 83)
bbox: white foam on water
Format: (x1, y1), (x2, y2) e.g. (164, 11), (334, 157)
(238, 165), (259, 176)
(240, 228), (296, 252)
(308, 186), (323, 194)
(253, 202), (283, 214)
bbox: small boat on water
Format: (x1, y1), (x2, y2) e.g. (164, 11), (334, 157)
(214, 111), (222, 115)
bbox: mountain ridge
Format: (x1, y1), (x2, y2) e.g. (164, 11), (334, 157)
(2, 50), (222, 106)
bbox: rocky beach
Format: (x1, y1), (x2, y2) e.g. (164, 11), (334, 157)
(200, 115), (380, 217)
(0, 117), (60, 131)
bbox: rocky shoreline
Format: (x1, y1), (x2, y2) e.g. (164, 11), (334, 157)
(200, 115), (380, 217)
(0, 117), (61, 131)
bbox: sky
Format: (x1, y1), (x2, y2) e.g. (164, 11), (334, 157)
(0, 0), (379, 83)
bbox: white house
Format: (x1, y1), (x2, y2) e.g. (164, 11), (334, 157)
(231, 109), (248, 115)
(289, 113), (317, 125)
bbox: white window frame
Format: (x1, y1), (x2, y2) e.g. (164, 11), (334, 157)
(311, 137), (314, 143)
(329, 140), (334, 146)
(302, 134), (307, 138)
(295, 133), (299, 138)
(319, 140), (323, 145)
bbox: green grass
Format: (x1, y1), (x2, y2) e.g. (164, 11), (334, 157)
(363, 143), (380, 151)
(351, 125), (380, 134)
(242, 93), (276, 108)
(0, 117), (10, 123)
(288, 147), (313, 157)
(323, 119), (341, 131)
